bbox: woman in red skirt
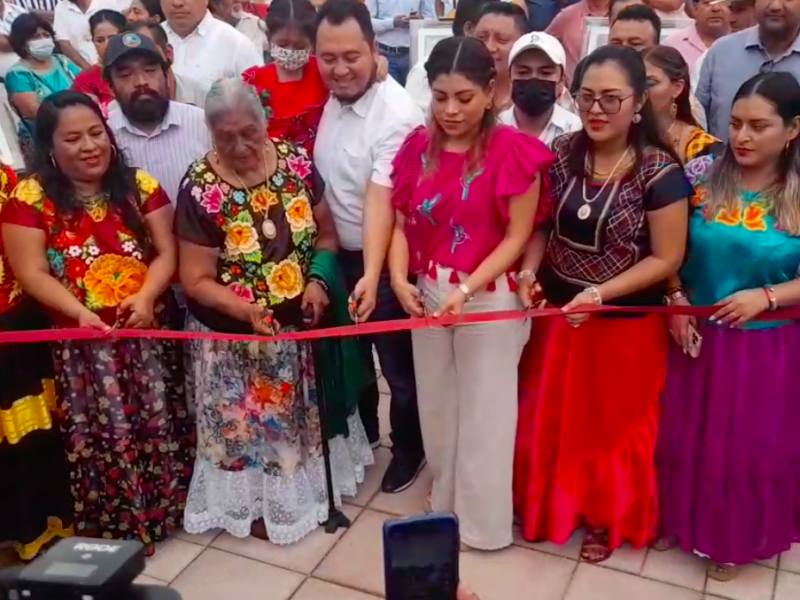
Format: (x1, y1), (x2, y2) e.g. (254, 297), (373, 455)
(513, 45), (691, 563)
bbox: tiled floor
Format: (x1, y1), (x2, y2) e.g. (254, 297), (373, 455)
(136, 389), (799, 600)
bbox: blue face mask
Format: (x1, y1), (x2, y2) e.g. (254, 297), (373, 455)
(27, 37), (55, 60)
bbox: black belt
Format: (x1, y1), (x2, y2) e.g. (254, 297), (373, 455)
(378, 43), (410, 55)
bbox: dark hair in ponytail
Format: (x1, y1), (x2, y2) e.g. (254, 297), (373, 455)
(568, 45), (681, 177)
(641, 45), (698, 128)
(424, 36), (496, 175)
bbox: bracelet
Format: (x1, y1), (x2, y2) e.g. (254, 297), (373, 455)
(584, 286), (602, 305)
(665, 289), (687, 305)
(307, 276), (329, 293)
(458, 282), (474, 302)
(516, 269), (536, 284)
(763, 285), (778, 311)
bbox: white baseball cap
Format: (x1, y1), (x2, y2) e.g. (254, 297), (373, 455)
(508, 32), (567, 69)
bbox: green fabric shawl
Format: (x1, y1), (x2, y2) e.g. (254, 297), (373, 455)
(308, 249), (365, 439)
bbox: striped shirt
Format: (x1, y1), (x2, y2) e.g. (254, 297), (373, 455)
(108, 101), (212, 204)
(15, 0), (56, 12)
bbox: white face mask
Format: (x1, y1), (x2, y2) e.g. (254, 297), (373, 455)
(269, 45), (311, 72)
(27, 37), (55, 60)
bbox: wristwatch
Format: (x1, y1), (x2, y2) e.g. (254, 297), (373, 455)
(458, 283), (474, 302)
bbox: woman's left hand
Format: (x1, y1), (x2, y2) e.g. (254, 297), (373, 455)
(561, 290), (596, 327)
(301, 281), (329, 327)
(118, 292), (155, 328)
(433, 288), (467, 318)
(376, 55), (389, 82)
(711, 288), (769, 327)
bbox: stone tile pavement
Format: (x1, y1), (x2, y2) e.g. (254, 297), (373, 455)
(136, 388), (800, 600)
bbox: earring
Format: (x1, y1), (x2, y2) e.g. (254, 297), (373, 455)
(50, 154), (56, 168)
(632, 113), (642, 124)
(670, 101), (677, 119)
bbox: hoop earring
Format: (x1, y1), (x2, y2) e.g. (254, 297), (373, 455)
(50, 154), (57, 168)
(632, 113), (642, 124)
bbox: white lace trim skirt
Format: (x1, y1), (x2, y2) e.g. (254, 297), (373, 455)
(184, 413), (374, 545)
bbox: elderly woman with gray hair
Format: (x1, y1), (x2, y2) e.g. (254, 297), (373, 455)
(174, 78), (373, 544)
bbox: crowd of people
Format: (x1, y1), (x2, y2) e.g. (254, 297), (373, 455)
(0, 0), (799, 587)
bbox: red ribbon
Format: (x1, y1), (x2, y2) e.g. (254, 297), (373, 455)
(1, 304), (799, 345)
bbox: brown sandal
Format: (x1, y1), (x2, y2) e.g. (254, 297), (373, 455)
(250, 519), (270, 541)
(651, 535), (679, 552)
(581, 530), (613, 564)
(707, 562), (744, 582)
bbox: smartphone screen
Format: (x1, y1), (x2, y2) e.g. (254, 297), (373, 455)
(383, 514), (459, 600)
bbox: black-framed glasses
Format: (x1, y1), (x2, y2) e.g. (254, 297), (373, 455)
(575, 93), (633, 115)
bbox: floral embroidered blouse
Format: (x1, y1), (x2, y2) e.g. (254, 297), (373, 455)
(0, 163), (21, 318)
(391, 125), (555, 284)
(174, 140), (323, 333)
(681, 154), (800, 330)
(1, 170), (169, 327)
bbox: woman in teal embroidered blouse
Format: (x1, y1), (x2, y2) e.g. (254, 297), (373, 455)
(5, 14), (80, 166)
(656, 72), (800, 581)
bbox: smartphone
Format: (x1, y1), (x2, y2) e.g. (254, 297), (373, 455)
(383, 513), (460, 600)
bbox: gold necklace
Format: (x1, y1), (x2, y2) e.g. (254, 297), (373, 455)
(220, 145), (277, 240)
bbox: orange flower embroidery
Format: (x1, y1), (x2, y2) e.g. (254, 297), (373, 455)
(250, 189), (278, 214)
(742, 204), (768, 231)
(715, 208), (742, 227)
(285, 196), (314, 232)
(690, 187), (707, 207)
(83, 254), (147, 308)
(252, 378), (294, 412)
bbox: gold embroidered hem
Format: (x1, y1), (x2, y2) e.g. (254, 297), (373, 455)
(0, 379), (57, 445)
(14, 517), (73, 561)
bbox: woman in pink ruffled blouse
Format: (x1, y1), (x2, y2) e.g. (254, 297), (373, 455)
(387, 36), (554, 552)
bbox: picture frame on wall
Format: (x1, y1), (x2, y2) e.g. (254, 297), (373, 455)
(581, 16), (694, 57)
(410, 19), (453, 67)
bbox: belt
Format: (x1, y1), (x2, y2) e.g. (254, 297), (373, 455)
(378, 43), (410, 55)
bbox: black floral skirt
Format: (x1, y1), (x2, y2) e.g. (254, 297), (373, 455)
(54, 327), (195, 552)
(0, 300), (73, 560)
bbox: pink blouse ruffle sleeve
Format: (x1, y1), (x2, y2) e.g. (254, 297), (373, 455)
(494, 127), (556, 224)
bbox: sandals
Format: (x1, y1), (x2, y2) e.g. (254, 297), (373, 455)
(580, 530), (613, 564)
(651, 535), (679, 552)
(707, 562), (744, 582)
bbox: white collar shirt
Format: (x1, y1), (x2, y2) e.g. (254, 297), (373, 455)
(54, 0), (129, 64)
(235, 13), (268, 55)
(0, 1), (26, 35)
(314, 78), (424, 250)
(162, 11), (264, 95)
(107, 101), (212, 204)
(498, 104), (583, 147)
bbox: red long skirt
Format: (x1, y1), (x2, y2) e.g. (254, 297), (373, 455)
(513, 314), (667, 549)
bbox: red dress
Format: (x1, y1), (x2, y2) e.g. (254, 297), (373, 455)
(242, 57), (328, 155)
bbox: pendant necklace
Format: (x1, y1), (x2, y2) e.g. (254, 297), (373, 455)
(228, 146), (276, 240)
(579, 148), (631, 221)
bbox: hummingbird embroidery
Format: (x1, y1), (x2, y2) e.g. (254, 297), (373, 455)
(450, 221), (471, 253)
(417, 193), (441, 225)
(460, 169), (484, 201)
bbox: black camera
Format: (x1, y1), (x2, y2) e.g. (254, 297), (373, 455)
(0, 538), (181, 600)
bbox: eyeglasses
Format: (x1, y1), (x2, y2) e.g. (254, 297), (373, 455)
(575, 93), (633, 115)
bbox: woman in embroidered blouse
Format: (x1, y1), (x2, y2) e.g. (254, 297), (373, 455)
(0, 91), (193, 553)
(175, 79), (372, 544)
(72, 10), (127, 114)
(388, 37), (552, 551)
(0, 161), (73, 561)
(5, 14), (80, 167)
(641, 45), (720, 163)
(656, 72), (800, 581)
(513, 46), (691, 563)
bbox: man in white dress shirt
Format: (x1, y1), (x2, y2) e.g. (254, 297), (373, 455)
(366, 0), (435, 85)
(161, 0), (263, 93)
(314, 0), (426, 494)
(499, 32), (582, 146)
(54, 0), (129, 68)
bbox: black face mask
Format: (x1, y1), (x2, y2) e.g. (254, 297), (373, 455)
(512, 78), (557, 118)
